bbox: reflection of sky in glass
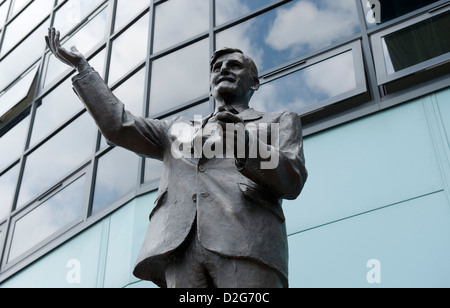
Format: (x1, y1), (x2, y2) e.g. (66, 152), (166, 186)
(31, 74), (83, 146)
(113, 67), (146, 116)
(11, 0), (29, 15)
(251, 51), (356, 114)
(153, 0), (208, 53)
(8, 175), (85, 263)
(115, 0), (149, 32)
(44, 8), (108, 87)
(216, 0), (360, 73)
(0, 0), (10, 28)
(164, 101), (212, 119)
(109, 13), (149, 85)
(62, 6), (108, 56)
(53, 0), (104, 38)
(0, 114), (29, 172)
(92, 147), (140, 216)
(0, 21), (49, 92)
(0, 65), (38, 118)
(215, 0), (274, 25)
(0, 0), (52, 57)
(144, 158), (163, 184)
(17, 112), (96, 208)
(149, 39), (209, 117)
(0, 164), (20, 221)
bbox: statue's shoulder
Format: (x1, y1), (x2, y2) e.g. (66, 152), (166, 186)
(251, 108), (300, 122)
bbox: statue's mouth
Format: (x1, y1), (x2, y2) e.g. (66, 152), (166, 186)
(217, 77), (236, 84)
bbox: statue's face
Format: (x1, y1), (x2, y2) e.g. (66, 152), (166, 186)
(210, 52), (257, 103)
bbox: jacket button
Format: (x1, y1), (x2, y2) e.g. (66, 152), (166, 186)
(192, 194), (198, 203)
(198, 165), (206, 172)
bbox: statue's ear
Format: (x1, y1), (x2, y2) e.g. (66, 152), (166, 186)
(251, 77), (260, 91)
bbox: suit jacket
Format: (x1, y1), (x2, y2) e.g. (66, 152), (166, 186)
(72, 67), (308, 288)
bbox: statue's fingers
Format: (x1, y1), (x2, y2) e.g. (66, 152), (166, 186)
(48, 28), (58, 54)
(55, 30), (63, 50)
(45, 35), (50, 49)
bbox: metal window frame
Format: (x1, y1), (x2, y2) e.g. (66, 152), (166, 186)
(0, 222), (5, 268)
(1, 169), (88, 272)
(371, 3), (450, 86)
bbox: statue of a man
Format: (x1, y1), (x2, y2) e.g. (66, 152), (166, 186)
(46, 27), (307, 288)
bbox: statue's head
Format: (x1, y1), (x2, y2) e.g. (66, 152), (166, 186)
(210, 48), (260, 105)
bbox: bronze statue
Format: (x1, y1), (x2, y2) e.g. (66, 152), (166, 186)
(46, 27), (307, 288)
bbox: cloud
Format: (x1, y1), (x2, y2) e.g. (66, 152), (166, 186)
(265, 0), (359, 53)
(149, 39), (210, 116)
(250, 51), (357, 114)
(304, 51), (356, 98)
(9, 175), (85, 262)
(215, 19), (264, 71)
(153, 0), (209, 53)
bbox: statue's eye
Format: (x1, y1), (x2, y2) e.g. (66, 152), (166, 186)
(212, 62), (222, 72)
(229, 61), (243, 70)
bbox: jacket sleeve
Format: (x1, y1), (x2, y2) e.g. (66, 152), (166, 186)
(72, 67), (167, 160)
(238, 111), (308, 200)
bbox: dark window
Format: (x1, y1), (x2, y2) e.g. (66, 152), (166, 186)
(383, 10), (450, 74)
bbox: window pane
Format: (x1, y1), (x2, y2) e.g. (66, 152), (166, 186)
(53, 0), (105, 38)
(17, 112), (96, 208)
(215, 0), (274, 25)
(382, 10), (450, 75)
(62, 6), (108, 56)
(165, 101), (212, 119)
(8, 175), (85, 263)
(43, 7), (108, 88)
(112, 67), (146, 116)
(251, 51), (357, 115)
(0, 164), (20, 221)
(91, 147), (140, 215)
(0, 113), (29, 172)
(153, 0), (208, 53)
(149, 39), (209, 117)
(363, 0), (440, 28)
(109, 13), (149, 85)
(144, 158), (162, 184)
(0, 0), (10, 27)
(1, 0), (53, 57)
(31, 75), (83, 146)
(0, 20), (49, 92)
(0, 65), (38, 119)
(216, 0), (360, 73)
(114, 0), (149, 32)
(11, 0), (29, 16)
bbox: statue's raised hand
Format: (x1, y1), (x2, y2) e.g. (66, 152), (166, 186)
(45, 27), (89, 72)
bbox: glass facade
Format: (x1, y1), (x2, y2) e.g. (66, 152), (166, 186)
(0, 0), (449, 282)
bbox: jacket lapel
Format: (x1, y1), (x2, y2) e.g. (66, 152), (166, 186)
(239, 108), (263, 122)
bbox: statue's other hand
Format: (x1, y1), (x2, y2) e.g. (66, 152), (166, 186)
(45, 27), (89, 71)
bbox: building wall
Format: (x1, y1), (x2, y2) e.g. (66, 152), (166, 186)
(2, 86), (449, 288)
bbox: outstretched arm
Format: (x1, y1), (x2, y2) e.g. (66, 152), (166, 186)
(45, 27), (167, 160)
(45, 27), (90, 72)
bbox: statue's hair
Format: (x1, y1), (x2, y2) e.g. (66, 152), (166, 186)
(210, 47), (259, 81)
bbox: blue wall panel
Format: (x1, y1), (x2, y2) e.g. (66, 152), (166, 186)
(285, 99), (444, 235)
(288, 191), (450, 288)
(0, 222), (105, 288)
